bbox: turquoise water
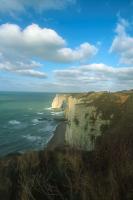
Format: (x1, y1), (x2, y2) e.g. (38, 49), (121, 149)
(0, 92), (60, 157)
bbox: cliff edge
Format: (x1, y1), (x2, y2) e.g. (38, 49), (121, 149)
(52, 91), (132, 150)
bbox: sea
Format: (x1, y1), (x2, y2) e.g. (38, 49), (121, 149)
(0, 92), (63, 157)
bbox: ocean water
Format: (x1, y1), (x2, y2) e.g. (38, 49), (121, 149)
(0, 92), (62, 157)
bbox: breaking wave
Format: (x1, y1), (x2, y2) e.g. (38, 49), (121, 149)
(8, 120), (21, 125)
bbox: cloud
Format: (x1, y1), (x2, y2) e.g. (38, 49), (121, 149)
(0, 23), (97, 63)
(55, 43), (98, 62)
(110, 18), (133, 65)
(53, 63), (133, 91)
(0, 60), (47, 78)
(16, 69), (47, 78)
(0, 23), (97, 78)
(0, 23), (65, 59)
(0, 0), (76, 14)
(1, 62), (133, 92)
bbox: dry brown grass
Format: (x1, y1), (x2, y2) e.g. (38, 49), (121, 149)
(0, 136), (133, 200)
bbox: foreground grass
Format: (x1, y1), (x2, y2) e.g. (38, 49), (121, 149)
(0, 128), (133, 200)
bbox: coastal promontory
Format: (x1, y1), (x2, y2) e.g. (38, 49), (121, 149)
(51, 91), (132, 150)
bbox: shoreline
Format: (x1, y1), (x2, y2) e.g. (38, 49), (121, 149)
(1, 121), (67, 159)
(47, 121), (66, 150)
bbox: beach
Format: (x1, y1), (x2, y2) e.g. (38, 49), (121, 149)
(47, 122), (66, 150)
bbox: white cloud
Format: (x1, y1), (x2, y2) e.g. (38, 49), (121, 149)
(0, 23), (65, 60)
(0, 60), (47, 78)
(0, 23), (97, 63)
(53, 63), (133, 91)
(0, 23), (98, 79)
(0, 23), (98, 78)
(16, 69), (47, 78)
(110, 18), (133, 65)
(55, 43), (98, 62)
(1, 62), (133, 92)
(0, 0), (76, 13)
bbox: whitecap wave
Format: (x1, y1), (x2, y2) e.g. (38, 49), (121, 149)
(45, 107), (52, 111)
(22, 135), (42, 142)
(51, 111), (64, 116)
(39, 124), (57, 133)
(32, 119), (40, 125)
(9, 120), (21, 125)
(37, 112), (44, 115)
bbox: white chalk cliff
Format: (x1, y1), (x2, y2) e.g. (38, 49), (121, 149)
(52, 94), (68, 110)
(52, 92), (128, 150)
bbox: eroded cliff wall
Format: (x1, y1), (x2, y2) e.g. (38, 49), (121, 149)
(52, 92), (130, 150)
(52, 94), (69, 109)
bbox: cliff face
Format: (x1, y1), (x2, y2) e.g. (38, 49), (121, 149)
(52, 94), (69, 110)
(52, 92), (131, 150)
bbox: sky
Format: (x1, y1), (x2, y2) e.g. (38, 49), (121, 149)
(0, 0), (133, 92)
